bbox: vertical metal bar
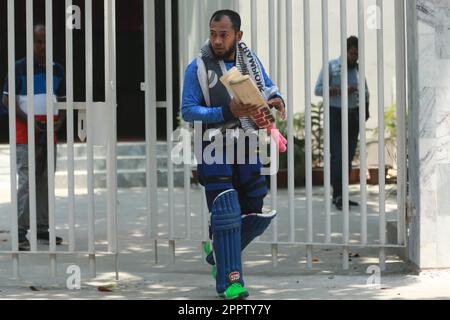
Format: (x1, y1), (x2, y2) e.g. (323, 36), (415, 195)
(358, 0), (368, 245)
(304, 0), (313, 246)
(45, 0), (57, 277)
(267, 135), (279, 250)
(286, 0), (295, 243)
(269, 0), (277, 210)
(144, 0), (159, 241)
(85, 0), (96, 278)
(201, 186), (209, 242)
(178, 1), (185, 166)
(104, 0), (112, 251)
(179, 0), (192, 240)
(105, 0), (118, 255)
(284, 0), (295, 243)
(269, 0), (278, 267)
(251, 0), (258, 53)
(340, 0), (349, 270)
(65, 0), (76, 253)
(377, 0), (386, 271)
(111, 0), (119, 254)
(304, 0), (313, 269)
(26, 0), (38, 252)
(183, 139), (192, 241)
(322, 0), (331, 244)
(199, 0), (206, 47)
(114, 252), (119, 280)
(8, 0), (19, 278)
(277, 0), (284, 90)
(233, 0), (240, 12)
(395, 0), (407, 246)
(166, 0), (175, 246)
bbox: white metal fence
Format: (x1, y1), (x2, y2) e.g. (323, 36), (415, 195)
(2, 0), (408, 280)
(146, 0), (408, 272)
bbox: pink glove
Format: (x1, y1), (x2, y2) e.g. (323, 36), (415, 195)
(267, 123), (288, 153)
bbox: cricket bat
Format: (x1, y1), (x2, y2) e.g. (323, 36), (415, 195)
(220, 67), (288, 153)
(220, 67), (275, 129)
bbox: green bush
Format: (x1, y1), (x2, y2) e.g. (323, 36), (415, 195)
(276, 113), (306, 186)
(367, 103), (398, 165)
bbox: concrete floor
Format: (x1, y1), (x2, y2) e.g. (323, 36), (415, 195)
(0, 145), (449, 300)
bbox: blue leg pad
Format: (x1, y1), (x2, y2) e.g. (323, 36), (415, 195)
(240, 210), (278, 249)
(211, 190), (243, 294)
(206, 210), (277, 266)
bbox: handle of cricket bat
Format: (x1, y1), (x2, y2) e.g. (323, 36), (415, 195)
(267, 123), (288, 153)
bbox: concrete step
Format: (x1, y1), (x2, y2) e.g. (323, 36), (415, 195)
(56, 142), (168, 158)
(54, 142), (196, 188)
(55, 168), (194, 189)
(56, 155), (186, 171)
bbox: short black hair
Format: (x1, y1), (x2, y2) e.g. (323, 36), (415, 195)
(210, 10), (241, 33)
(347, 36), (358, 51)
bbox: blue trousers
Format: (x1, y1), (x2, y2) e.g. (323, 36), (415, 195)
(197, 138), (269, 238)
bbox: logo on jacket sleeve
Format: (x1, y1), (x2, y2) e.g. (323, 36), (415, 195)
(208, 70), (218, 88)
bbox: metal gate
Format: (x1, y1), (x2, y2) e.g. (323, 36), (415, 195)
(1, 0), (409, 281)
(143, 0), (408, 272)
(3, 0), (118, 279)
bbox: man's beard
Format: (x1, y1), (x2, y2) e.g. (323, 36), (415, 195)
(212, 43), (236, 61)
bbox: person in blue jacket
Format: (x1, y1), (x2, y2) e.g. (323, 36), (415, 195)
(315, 36), (370, 211)
(182, 10), (286, 300)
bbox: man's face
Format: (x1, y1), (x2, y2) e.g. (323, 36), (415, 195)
(210, 16), (242, 60)
(347, 46), (358, 68)
(34, 28), (46, 61)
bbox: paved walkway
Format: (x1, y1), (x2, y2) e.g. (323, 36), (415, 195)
(0, 145), (449, 300)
